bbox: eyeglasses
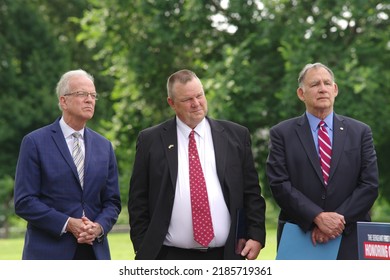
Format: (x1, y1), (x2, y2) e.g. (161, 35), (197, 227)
(64, 91), (98, 100)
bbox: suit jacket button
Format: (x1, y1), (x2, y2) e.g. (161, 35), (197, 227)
(321, 194), (326, 200)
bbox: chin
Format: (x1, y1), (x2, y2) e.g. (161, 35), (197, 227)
(84, 113), (94, 120)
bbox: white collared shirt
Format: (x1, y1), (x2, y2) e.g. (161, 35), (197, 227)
(163, 117), (230, 248)
(59, 117), (85, 233)
(59, 117), (85, 156)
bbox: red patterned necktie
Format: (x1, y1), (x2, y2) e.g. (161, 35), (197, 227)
(318, 121), (332, 185)
(189, 130), (214, 247)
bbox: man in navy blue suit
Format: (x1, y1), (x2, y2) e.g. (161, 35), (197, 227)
(266, 62), (379, 259)
(14, 69), (121, 260)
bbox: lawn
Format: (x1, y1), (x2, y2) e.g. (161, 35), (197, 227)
(0, 227), (277, 260)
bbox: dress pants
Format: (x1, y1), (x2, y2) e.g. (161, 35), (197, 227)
(157, 245), (224, 260)
(73, 244), (96, 260)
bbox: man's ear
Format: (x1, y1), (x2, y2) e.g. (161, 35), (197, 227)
(59, 96), (67, 110)
(333, 83), (339, 97)
(297, 87), (305, 102)
(167, 97), (175, 108)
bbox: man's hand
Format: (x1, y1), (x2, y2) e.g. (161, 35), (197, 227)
(240, 239), (262, 260)
(311, 226), (331, 245)
(314, 212), (345, 239)
(66, 216), (103, 245)
(66, 217), (88, 240)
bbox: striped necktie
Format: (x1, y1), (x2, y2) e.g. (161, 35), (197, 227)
(72, 132), (84, 188)
(318, 121), (332, 185)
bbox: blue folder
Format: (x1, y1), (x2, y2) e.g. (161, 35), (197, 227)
(276, 222), (342, 260)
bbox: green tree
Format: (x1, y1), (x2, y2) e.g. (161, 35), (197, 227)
(32, 0), (116, 128)
(77, 0), (232, 197)
(1, 0), (118, 233)
(203, 1), (389, 203)
(269, 0), (390, 202)
(0, 0), (69, 177)
(0, 0), (69, 232)
(3, 0), (387, 229)
(78, 0), (389, 212)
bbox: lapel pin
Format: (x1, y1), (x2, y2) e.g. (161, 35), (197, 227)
(168, 144), (174, 149)
(340, 127), (344, 130)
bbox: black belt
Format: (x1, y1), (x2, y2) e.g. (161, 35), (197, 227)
(158, 245), (224, 260)
(190, 247), (222, 253)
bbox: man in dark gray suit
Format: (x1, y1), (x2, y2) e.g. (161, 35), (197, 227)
(266, 62), (379, 259)
(128, 69), (266, 260)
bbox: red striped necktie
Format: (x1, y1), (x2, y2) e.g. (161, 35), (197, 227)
(318, 121), (332, 185)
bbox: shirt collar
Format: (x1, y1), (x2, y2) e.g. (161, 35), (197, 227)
(59, 117), (85, 139)
(306, 111), (334, 132)
(176, 116), (206, 139)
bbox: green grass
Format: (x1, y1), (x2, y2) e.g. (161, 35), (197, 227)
(0, 237), (24, 260)
(0, 227), (277, 260)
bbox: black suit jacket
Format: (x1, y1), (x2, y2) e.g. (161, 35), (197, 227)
(266, 113), (379, 259)
(128, 117), (266, 259)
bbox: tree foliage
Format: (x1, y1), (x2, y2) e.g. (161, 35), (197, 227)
(0, 0), (112, 229)
(0, 0), (68, 178)
(77, 0), (233, 187)
(77, 0), (390, 204)
(0, 0), (69, 231)
(1, 0), (389, 226)
(267, 0), (390, 199)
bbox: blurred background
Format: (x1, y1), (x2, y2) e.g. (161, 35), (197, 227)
(0, 0), (389, 256)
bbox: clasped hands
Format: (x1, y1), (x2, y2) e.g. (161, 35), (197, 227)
(312, 212), (345, 246)
(66, 216), (102, 245)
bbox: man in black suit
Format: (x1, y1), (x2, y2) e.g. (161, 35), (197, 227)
(128, 69), (266, 260)
(266, 62), (379, 259)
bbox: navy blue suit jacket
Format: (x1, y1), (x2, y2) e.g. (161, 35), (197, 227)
(266, 113), (379, 259)
(14, 118), (121, 260)
(128, 117), (266, 259)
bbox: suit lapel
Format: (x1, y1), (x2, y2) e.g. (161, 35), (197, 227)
(83, 128), (92, 188)
(208, 118), (227, 186)
(328, 114), (347, 183)
(161, 118), (179, 189)
(295, 114), (324, 185)
(50, 119), (80, 184)
(159, 117), (229, 192)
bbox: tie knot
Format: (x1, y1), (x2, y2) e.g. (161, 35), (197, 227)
(73, 132), (82, 139)
(189, 130), (195, 139)
(319, 120), (325, 128)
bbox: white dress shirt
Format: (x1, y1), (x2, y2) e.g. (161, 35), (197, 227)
(59, 117), (85, 233)
(163, 117), (230, 249)
(59, 117), (85, 156)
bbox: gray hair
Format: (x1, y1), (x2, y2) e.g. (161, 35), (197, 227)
(166, 69), (199, 99)
(56, 69), (94, 110)
(298, 62), (335, 86)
